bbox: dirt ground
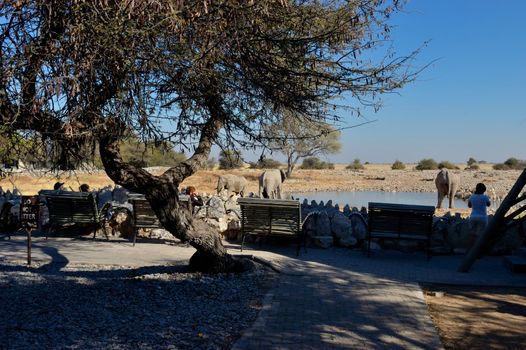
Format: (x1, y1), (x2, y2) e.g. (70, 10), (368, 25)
(422, 284), (526, 350)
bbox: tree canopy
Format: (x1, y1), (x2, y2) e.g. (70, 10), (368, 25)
(266, 114), (341, 176)
(0, 0), (422, 272)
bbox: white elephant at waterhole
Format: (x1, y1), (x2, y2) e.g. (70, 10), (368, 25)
(258, 169), (287, 199)
(435, 169), (460, 208)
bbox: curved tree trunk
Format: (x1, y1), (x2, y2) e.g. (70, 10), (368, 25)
(98, 115), (242, 273)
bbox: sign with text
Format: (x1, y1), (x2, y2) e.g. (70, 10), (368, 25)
(20, 196), (40, 228)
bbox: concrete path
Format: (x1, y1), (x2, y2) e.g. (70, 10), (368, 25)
(2, 233), (525, 349)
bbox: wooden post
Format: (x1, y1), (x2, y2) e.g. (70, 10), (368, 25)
(20, 196), (40, 266)
(458, 167), (526, 272)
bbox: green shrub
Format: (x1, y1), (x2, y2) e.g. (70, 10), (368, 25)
(437, 161), (459, 170)
(346, 158), (364, 170)
(493, 157), (526, 170)
(493, 163), (510, 170)
(467, 157), (477, 166)
(415, 158), (438, 170)
(301, 157), (334, 169)
(219, 150), (243, 169)
(249, 157), (282, 169)
(391, 160), (406, 170)
(465, 164), (480, 170)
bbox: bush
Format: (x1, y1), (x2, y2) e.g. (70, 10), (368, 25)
(438, 161), (459, 170)
(467, 157), (477, 166)
(391, 160), (406, 170)
(301, 157), (334, 169)
(249, 157), (282, 169)
(346, 158), (364, 170)
(465, 164), (480, 170)
(493, 163), (510, 170)
(218, 150), (243, 169)
(493, 157), (526, 170)
(415, 158), (438, 170)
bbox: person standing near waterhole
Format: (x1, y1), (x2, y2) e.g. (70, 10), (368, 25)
(467, 182), (491, 249)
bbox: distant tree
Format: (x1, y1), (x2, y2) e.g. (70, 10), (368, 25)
(391, 160), (406, 170)
(300, 157), (334, 170)
(249, 158), (282, 169)
(266, 114), (341, 177)
(493, 157), (526, 170)
(346, 158), (365, 170)
(438, 161), (459, 170)
(219, 150), (243, 170)
(415, 158), (438, 170)
(467, 157), (477, 166)
(118, 138), (185, 168)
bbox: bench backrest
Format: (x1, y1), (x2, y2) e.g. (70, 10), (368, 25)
(129, 196), (161, 229)
(45, 192), (99, 226)
(238, 198), (301, 236)
(129, 194), (189, 229)
(368, 202), (434, 237)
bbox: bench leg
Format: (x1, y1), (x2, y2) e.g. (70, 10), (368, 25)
(132, 228), (138, 246)
(240, 233), (246, 252)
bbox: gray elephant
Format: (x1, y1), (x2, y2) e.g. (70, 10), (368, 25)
(216, 174), (248, 197)
(435, 169), (460, 208)
(259, 169), (287, 199)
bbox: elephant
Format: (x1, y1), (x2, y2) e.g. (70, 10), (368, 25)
(216, 174), (248, 197)
(435, 169), (460, 208)
(259, 169), (287, 199)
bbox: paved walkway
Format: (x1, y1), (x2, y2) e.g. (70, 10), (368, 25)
(2, 233), (525, 349)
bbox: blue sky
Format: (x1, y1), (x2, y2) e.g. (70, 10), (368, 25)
(330, 0), (526, 164)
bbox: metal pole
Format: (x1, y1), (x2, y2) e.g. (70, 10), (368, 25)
(26, 227), (32, 266)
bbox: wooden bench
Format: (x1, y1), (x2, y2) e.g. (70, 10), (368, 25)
(129, 194), (189, 246)
(367, 202), (435, 260)
(44, 191), (111, 239)
(238, 198), (304, 255)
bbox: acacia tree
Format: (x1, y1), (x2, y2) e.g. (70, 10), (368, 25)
(1, 0), (421, 272)
(266, 116), (341, 177)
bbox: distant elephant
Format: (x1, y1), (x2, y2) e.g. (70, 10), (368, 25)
(216, 174), (248, 197)
(435, 169), (460, 208)
(259, 169), (287, 199)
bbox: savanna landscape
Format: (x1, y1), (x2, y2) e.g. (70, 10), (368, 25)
(1, 1), (526, 349)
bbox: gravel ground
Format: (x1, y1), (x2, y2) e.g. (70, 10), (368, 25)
(0, 261), (275, 350)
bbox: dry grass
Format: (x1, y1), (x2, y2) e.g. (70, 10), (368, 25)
(0, 163), (511, 199)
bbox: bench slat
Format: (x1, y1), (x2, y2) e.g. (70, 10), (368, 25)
(238, 197), (303, 255)
(367, 202), (434, 259)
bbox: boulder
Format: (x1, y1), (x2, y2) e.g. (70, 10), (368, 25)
(315, 211), (331, 237)
(349, 213), (367, 240)
(206, 196), (226, 219)
(491, 224), (525, 255)
(224, 195), (241, 216)
(310, 235), (333, 249)
(148, 228), (175, 240)
(108, 207), (134, 238)
(331, 212), (357, 247)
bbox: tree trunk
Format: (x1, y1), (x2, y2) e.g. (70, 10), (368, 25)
(98, 116), (243, 273)
(458, 167), (526, 272)
(145, 184), (240, 273)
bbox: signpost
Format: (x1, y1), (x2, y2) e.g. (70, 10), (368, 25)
(20, 196), (40, 265)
